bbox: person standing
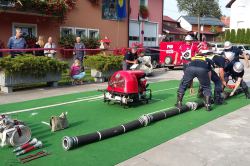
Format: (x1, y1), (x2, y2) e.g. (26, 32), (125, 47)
(7, 28), (27, 58)
(34, 36), (45, 56)
(74, 37), (85, 66)
(176, 53), (212, 111)
(44, 37), (56, 58)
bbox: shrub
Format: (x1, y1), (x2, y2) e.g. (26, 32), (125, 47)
(84, 54), (123, 72)
(0, 55), (68, 77)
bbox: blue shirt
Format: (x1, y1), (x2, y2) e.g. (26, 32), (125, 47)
(7, 36), (26, 49)
(74, 43), (85, 61)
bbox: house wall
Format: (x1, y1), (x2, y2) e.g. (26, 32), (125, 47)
(192, 25), (223, 33)
(0, 0), (128, 49)
(230, 0), (250, 29)
(129, 0), (163, 46)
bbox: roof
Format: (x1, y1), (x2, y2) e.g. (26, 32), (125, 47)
(163, 16), (178, 23)
(180, 16), (225, 26)
(226, 0), (236, 8)
(163, 24), (188, 35)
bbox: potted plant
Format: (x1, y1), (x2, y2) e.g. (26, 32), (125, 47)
(59, 34), (76, 59)
(139, 5), (149, 19)
(0, 55), (68, 93)
(84, 54), (123, 82)
(82, 37), (101, 55)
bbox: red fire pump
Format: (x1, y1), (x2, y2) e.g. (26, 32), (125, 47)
(104, 70), (152, 106)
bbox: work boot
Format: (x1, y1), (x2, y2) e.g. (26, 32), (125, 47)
(243, 87), (250, 99)
(214, 91), (224, 105)
(197, 86), (204, 98)
(204, 96), (212, 111)
(175, 93), (184, 109)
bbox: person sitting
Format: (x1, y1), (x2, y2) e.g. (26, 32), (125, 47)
(34, 36), (45, 56)
(123, 46), (138, 70)
(70, 59), (85, 85)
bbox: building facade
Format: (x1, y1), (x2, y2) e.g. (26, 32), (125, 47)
(178, 16), (225, 41)
(226, 0), (250, 30)
(162, 16), (188, 41)
(129, 0), (163, 47)
(0, 0), (129, 50)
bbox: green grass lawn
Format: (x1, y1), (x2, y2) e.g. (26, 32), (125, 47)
(0, 80), (249, 166)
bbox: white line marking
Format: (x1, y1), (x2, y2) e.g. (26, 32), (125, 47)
(1, 86), (194, 115)
(41, 121), (50, 126)
(3, 95), (103, 115)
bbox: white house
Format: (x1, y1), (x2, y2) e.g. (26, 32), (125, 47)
(226, 0), (250, 29)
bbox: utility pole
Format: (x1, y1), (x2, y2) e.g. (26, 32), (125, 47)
(197, 0), (200, 41)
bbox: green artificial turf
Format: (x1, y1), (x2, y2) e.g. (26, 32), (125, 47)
(0, 80), (249, 166)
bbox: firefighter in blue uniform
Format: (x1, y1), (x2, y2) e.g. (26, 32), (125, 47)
(176, 53), (212, 111)
(223, 41), (249, 67)
(197, 52), (224, 105)
(224, 61), (250, 98)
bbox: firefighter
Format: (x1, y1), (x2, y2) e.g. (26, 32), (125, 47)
(173, 35), (199, 70)
(174, 35), (199, 95)
(176, 53), (212, 111)
(197, 53), (224, 105)
(224, 61), (250, 98)
(223, 41), (249, 67)
(212, 52), (235, 89)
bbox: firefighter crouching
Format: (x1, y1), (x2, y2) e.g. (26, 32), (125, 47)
(176, 53), (212, 111)
(224, 61), (250, 98)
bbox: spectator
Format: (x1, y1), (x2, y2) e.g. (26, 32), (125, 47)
(70, 59), (85, 85)
(74, 37), (85, 66)
(0, 40), (4, 58)
(123, 46), (138, 70)
(7, 28), (27, 58)
(44, 37), (56, 58)
(34, 36), (45, 56)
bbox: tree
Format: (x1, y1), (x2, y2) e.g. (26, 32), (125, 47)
(246, 29), (250, 44)
(224, 29), (231, 41)
(176, 0), (222, 18)
(230, 29), (236, 43)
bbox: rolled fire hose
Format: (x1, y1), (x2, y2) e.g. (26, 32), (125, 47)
(62, 89), (243, 151)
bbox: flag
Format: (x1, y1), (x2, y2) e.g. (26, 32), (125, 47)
(117, 0), (126, 19)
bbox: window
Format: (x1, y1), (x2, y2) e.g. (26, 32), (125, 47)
(140, 0), (148, 6)
(12, 23), (37, 37)
(129, 36), (139, 41)
(102, 0), (118, 20)
(60, 27), (74, 37)
(75, 28), (87, 38)
(88, 29), (99, 38)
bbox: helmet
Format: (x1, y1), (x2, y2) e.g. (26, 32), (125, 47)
(224, 51), (235, 62)
(224, 41), (232, 49)
(233, 62), (244, 73)
(185, 35), (193, 41)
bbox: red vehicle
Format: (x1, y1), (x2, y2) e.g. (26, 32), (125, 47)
(159, 41), (202, 69)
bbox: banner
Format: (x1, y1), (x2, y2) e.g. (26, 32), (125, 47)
(117, 0), (126, 19)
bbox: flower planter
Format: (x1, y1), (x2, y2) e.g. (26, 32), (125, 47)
(0, 71), (61, 93)
(91, 69), (116, 83)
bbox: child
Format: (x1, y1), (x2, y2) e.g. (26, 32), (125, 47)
(70, 59), (85, 85)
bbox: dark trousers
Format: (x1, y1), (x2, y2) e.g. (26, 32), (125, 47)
(211, 70), (222, 93)
(178, 66), (211, 96)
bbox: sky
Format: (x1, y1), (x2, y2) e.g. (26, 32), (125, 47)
(164, 0), (231, 19)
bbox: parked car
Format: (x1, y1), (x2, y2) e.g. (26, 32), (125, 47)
(208, 42), (224, 54)
(236, 44), (250, 59)
(144, 47), (160, 68)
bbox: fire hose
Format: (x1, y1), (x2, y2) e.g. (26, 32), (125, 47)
(62, 89), (244, 151)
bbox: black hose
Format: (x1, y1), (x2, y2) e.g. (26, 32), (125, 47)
(62, 89), (243, 151)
